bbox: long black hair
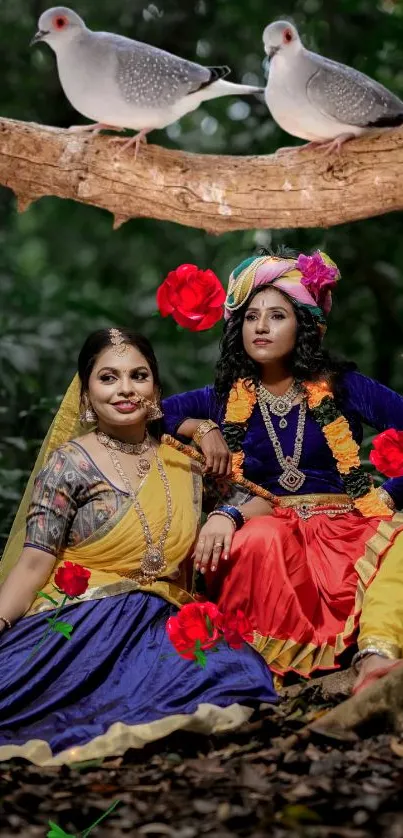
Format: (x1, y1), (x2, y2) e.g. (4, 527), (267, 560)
(77, 328), (163, 437)
(215, 286), (355, 402)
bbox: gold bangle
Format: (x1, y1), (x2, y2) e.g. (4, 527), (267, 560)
(0, 615), (11, 630)
(192, 419), (219, 448)
(376, 487), (396, 512)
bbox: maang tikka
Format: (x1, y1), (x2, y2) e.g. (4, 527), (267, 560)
(109, 328), (128, 356)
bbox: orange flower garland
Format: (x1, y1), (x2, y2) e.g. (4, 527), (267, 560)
(304, 381), (392, 517)
(223, 377), (393, 518)
(223, 379), (256, 480)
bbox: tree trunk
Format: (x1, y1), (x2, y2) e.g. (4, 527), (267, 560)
(1, 117), (403, 233)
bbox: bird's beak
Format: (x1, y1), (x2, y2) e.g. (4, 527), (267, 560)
(267, 46), (280, 60)
(30, 29), (48, 46)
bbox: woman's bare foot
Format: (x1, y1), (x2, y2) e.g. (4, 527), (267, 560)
(353, 653), (403, 695)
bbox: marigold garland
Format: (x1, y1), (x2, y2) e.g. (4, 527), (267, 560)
(223, 379), (256, 480)
(223, 377), (393, 518)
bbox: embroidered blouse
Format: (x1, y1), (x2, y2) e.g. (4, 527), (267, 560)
(24, 442), (132, 555)
(162, 371), (403, 508)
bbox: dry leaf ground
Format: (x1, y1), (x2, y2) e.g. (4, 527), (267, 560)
(1, 674), (403, 838)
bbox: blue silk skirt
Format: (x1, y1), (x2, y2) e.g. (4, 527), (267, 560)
(0, 592), (276, 765)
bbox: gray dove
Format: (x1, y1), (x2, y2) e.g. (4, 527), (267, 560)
(32, 6), (263, 155)
(263, 20), (403, 153)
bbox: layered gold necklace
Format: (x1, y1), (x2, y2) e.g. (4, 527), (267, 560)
(97, 431), (172, 583)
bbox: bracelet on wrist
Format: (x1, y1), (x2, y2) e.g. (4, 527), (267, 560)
(0, 615), (12, 630)
(351, 647), (396, 675)
(376, 487), (396, 512)
(208, 505), (246, 531)
(192, 419), (220, 449)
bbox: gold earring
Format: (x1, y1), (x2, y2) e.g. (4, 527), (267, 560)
(80, 398), (97, 426)
(147, 401), (163, 421)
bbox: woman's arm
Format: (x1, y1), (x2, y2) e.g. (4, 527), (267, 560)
(344, 371), (403, 508)
(163, 387), (232, 477)
(162, 386), (221, 437)
(194, 496), (273, 573)
(0, 446), (79, 633)
(0, 547), (56, 633)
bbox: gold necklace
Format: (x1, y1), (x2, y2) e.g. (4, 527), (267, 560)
(258, 381), (302, 429)
(97, 430), (152, 478)
(257, 390), (307, 493)
(101, 444), (172, 584)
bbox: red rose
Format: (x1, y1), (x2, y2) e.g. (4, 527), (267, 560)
(54, 561), (91, 598)
(220, 609), (254, 649)
(156, 264), (226, 332)
(166, 601), (222, 660)
(370, 428), (403, 478)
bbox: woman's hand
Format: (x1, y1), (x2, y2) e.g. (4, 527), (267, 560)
(199, 429), (232, 478)
(194, 514), (236, 574)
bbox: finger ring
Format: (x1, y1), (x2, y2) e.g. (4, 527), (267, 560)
(214, 541), (224, 547)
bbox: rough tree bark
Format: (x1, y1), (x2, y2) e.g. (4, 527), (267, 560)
(1, 117), (403, 233)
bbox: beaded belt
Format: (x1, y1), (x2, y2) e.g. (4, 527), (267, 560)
(278, 493), (354, 519)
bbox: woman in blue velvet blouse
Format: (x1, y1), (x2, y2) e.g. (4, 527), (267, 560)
(162, 250), (403, 686)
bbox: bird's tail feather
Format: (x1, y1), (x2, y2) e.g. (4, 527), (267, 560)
(203, 65), (231, 87)
(198, 78), (264, 100)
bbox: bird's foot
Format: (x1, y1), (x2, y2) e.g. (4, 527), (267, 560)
(275, 135), (355, 157)
(67, 123), (125, 137)
(275, 140), (330, 157)
(314, 133), (356, 155)
(108, 129), (151, 160)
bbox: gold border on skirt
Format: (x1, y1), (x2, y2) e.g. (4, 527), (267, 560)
(252, 511), (403, 677)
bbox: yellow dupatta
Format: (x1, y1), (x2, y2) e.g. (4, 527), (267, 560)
(27, 443), (202, 615)
(0, 375), (202, 614)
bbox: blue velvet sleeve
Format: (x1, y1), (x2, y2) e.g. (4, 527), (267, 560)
(162, 385), (222, 437)
(343, 371), (403, 508)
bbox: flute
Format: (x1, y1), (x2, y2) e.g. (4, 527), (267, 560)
(162, 434), (278, 505)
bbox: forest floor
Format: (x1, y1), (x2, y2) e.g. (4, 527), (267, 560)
(1, 672), (403, 838)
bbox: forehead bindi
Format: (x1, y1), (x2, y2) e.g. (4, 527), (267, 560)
(248, 288), (293, 312)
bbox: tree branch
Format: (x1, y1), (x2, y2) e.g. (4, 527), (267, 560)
(1, 117), (403, 233)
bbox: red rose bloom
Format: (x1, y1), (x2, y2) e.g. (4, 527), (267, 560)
(220, 610), (254, 649)
(54, 561), (91, 598)
(157, 264), (226, 331)
(166, 601), (222, 660)
(370, 428), (403, 478)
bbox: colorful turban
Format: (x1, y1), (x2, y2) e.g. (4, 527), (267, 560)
(224, 251), (340, 323)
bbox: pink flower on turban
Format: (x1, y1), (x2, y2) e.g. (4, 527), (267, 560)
(296, 253), (339, 315)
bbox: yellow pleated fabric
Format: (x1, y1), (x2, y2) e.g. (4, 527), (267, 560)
(359, 530), (403, 659)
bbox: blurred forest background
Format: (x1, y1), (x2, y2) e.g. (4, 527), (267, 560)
(1, 0), (403, 547)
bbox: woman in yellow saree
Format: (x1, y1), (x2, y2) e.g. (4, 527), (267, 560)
(0, 328), (276, 766)
(353, 534), (403, 693)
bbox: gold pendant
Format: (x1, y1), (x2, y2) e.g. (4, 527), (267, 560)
(137, 458), (151, 478)
(278, 458), (306, 492)
(140, 547), (167, 582)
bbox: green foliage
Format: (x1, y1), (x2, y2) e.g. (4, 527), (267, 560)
(1, 0), (403, 548)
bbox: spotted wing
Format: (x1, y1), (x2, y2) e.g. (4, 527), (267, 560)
(306, 53), (403, 127)
(113, 35), (220, 107)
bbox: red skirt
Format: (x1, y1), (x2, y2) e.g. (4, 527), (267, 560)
(206, 507), (403, 678)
